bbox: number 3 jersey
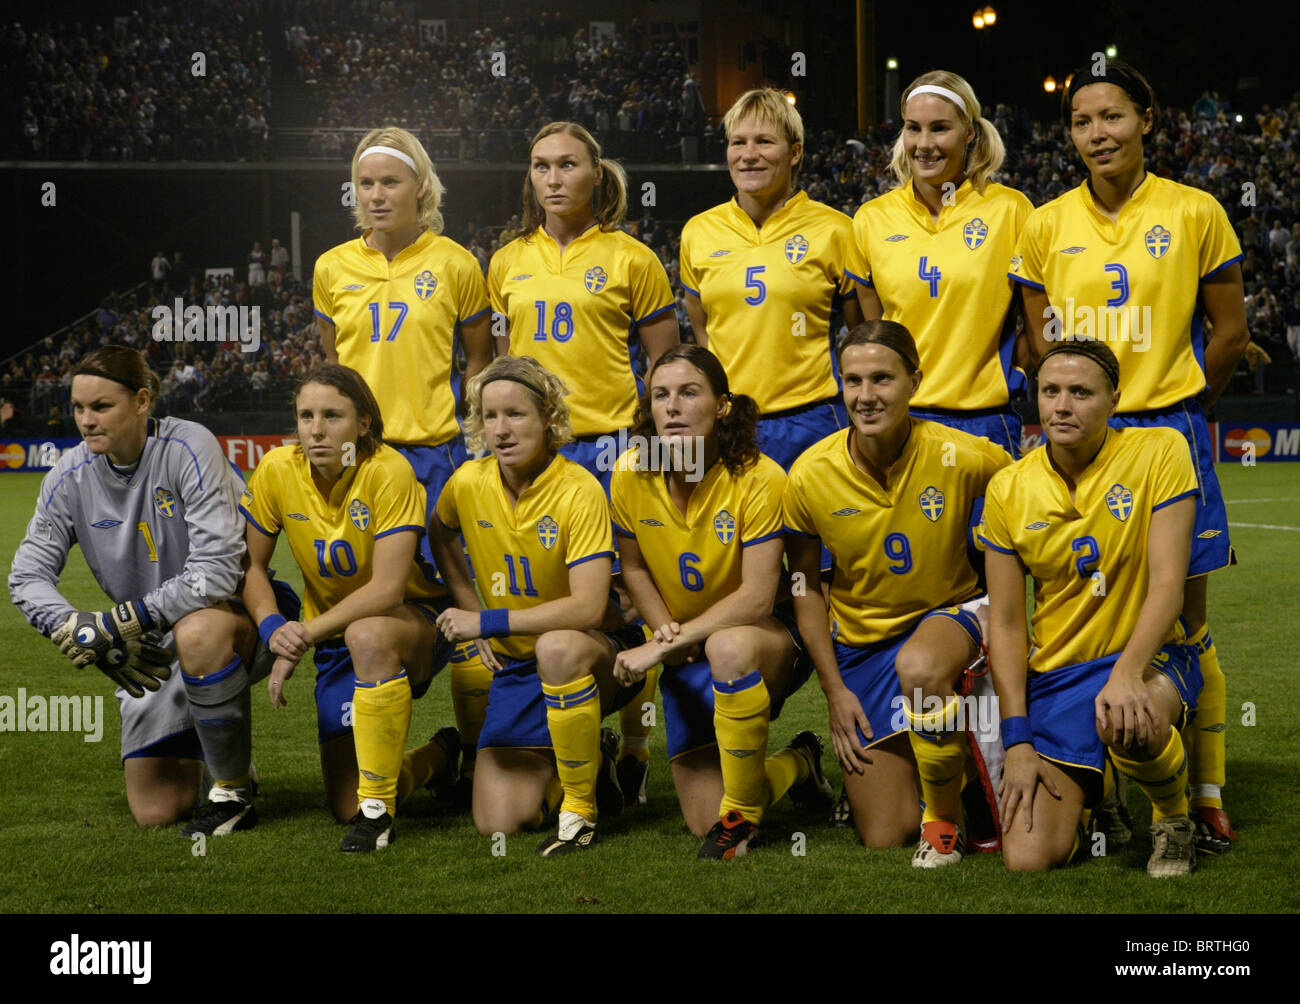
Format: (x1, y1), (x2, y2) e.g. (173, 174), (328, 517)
(240, 444), (441, 630)
(312, 230), (490, 447)
(782, 420), (1008, 646)
(435, 454), (614, 662)
(10, 417), (246, 636)
(488, 227), (674, 438)
(978, 426), (1198, 673)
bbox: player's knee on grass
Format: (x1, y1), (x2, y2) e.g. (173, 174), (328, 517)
(343, 617), (401, 682)
(703, 629), (752, 684)
(124, 757), (202, 827)
(1002, 828), (1069, 872)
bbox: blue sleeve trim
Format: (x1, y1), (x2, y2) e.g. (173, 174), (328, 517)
(1008, 274), (1045, 291)
(239, 506), (277, 537)
(782, 524), (818, 539)
(1200, 254), (1244, 281)
(313, 308), (334, 323)
(978, 535), (1016, 555)
(741, 529), (784, 547)
(375, 523), (423, 540)
(634, 302), (675, 325)
(680, 283), (699, 297)
(567, 550), (615, 569)
(612, 520), (636, 538)
(462, 305), (490, 323)
(1152, 488), (1200, 512)
(844, 268), (872, 287)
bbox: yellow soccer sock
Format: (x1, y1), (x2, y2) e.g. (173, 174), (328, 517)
(450, 651), (494, 752)
(713, 670), (771, 822)
(395, 738), (451, 804)
(905, 694), (967, 824)
(1187, 625), (1226, 810)
(215, 774), (250, 791)
(542, 674), (602, 823)
(352, 673), (413, 815)
(1112, 727), (1189, 823)
(531, 774), (566, 829)
(764, 747), (807, 809)
(619, 664), (659, 763)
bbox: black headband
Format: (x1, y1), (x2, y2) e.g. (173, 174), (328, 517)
(71, 366), (145, 393)
(1037, 342), (1120, 390)
(480, 372), (546, 401)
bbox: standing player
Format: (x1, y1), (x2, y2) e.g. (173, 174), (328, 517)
(314, 127), (494, 799)
(680, 88), (863, 471)
(849, 70), (1032, 457)
(489, 121), (679, 802)
(982, 342), (1202, 876)
(10, 346), (259, 835)
(1011, 60), (1249, 852)
(240, 364), (456, 851)
(609, 345), (832, 859)
(783, 323), (1009, 866)
(430, 356), (643, 855)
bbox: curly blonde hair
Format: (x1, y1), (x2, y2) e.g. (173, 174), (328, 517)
(349, 127), (446, 234)
(463, 355), (575, 454)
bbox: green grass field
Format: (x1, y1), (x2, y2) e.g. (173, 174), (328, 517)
(1, 464), (1297, 914)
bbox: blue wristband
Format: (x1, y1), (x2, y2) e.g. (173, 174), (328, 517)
(479, 608), (510, 639)
(1001, 715), (1032, 749)
(258, 614), (288, 646)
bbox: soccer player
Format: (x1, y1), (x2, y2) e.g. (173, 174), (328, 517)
(679, 87), (863, 471)
(849, 70), (1033, 457)
(429, 355), (643, 856)
(489, 121), (679, 802)
(10, 346), (260, 835)
(313, 127), (493, 799)
(981, 341), (1203, 876)
(609, 345), (833, 859)
(783, 322), (1009, 866)
(240, 364), (456, 851)
(1011, 60), (1249, 853)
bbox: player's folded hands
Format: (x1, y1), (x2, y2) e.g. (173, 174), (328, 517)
(269, 619), (313, 661)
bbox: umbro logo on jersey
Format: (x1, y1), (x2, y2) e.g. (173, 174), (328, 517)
(510, 274), (532, 281)
(1198, 529), (1223, 539)
(708, 250), (731, 257)
(287, 512), (309, 521)
(1024, 521), (1050, 530)
(639, 518), (665, 527)
(476, 519), (494, 528)
(1058, 246), (1087, 254)
(90, 519), (123, 529)
(884, 234), (910, 243)
(342, 283), (365, 290)
(831, 507), (861, 516)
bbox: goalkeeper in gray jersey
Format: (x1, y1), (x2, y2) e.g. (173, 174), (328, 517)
(9, 346), (267, 835)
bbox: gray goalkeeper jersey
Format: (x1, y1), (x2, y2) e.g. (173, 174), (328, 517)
(10, 416), (246, 636)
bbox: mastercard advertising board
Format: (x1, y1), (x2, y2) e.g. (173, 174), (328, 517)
(1, 435), (298, 472)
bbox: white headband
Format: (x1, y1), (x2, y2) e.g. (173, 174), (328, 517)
(358, 145), (418, 173)
(907, 84), (971, 117)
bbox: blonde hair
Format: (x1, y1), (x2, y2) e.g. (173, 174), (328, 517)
(463, 355), (575, 454)
(722, 88), (805, 187)
(889, 71), (1005, 194)
(520, 122), (627, 236)
(350, 127), (445, 234)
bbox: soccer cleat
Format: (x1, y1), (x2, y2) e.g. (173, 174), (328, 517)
(1147, 815), (1197, 877)
(698, 810), (759, 860)
(595, 727), (624, 818)
(340, 799), (393, 852)
(1191, 806), (1238, 855)
(786, 730), (834, 811)
(1092, 798), (1134, 846)
(911, 820), (965, 868)
(830, 786), (854, 828)
(180, 787), (257, 837)
(616, 754), (650, 807)
(426, 726), (462, 800)
(535, 809), (597, 857)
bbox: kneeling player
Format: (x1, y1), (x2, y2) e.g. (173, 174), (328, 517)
(784, 322), (1009, 866)
(982, 342), (1202, 876)
(430, 356), (642, 856)
(241, 364), (456, 852)
(610, 345), (832, 858)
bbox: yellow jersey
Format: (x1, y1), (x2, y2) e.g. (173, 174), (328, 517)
(978, 426), (1198, 673)
(848, 180), (1032, 409)
(312, 229), (490, 447)
(240, 444), (442, 631)
(610, 452), (786, 623)
(679, 191), (856, 413)
(488, 226), (675, 437)
(1009, 175), (1243, 411)
(783, 420), (1009, 645)
(434, 454), (614, 661)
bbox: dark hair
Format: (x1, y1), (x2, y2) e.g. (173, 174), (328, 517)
(1035, 340), (1121, 391)
(71, 346), (163, 410)
(519, 121), (628, 236)
(631, 344), (761, 476)
(1062, 58), (1159, 144)
(293, 363), (385, 460)
(836, 320), (921, 374)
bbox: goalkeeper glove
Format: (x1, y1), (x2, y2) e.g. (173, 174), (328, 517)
(51, 603), (167, 698)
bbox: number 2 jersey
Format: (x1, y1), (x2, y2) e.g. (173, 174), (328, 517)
(240, 444), (442, 632)
(782, 420), (1009, 645)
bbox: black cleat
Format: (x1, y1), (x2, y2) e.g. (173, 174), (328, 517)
(830, 786), (854, 828)
(426, 726), (462, 799)
(535, 810), (598, 856)
(698, 810), (759, 860)
(786, 730), (834, 811)
(180, 791), (257, 837)
(616, 754), (649, 807)
(595, 727), (624, 818)
(340, 802), (393, 852)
